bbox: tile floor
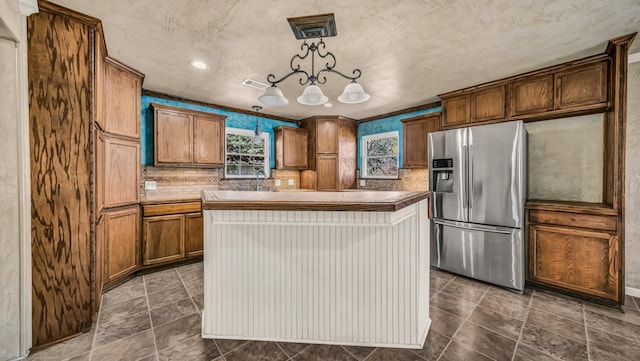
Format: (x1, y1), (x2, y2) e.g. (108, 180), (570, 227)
(27, 262), (640, 361)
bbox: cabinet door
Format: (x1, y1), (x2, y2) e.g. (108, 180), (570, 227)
(402, 114), (440, 168)
(510, 74), (554, 116)
(185, 212), (203, 258)
(104, 206), (140, 284)
(193, 114), (224, 165)
(442, 95), (470, 127)
(104, 59), (141, 138)
(471, 85), (506, 122)
(316, 118), (338, 153)
(555, 62), (607, 110)
(143, 214), (185, 266)
(528, 224), (619, 301)
(102, 134), (140, 208)
(155, 109), (193, 164)
(317, 155), (338, 191)
(276, 127), (308, 169)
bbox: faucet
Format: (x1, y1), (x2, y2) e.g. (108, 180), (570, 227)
(255, 169), (267, 191)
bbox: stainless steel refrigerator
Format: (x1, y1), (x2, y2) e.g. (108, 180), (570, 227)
(429, 121), (527, 291)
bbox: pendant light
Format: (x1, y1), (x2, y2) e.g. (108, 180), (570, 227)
(252, 105), (263, 144)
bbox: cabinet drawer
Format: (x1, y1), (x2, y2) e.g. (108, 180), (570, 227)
(528, 210), (616, 232)
(143, 202), (201, 216)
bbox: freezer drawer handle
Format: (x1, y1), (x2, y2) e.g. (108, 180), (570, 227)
(433, 219), (512, 234)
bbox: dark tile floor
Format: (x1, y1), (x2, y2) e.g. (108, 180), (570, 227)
(27, 262), (640, 361)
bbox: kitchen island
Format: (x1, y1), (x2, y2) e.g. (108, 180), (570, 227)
(201, 190), (431, 349)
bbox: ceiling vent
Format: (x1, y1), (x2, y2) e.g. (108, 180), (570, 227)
(241, 78), (269, 90)
(287, 13), (337, 40)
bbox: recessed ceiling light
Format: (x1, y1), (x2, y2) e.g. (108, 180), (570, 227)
(190, 60), (208, 69)
(324, 102), (333, 107)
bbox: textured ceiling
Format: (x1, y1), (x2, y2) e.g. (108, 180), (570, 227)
(50, 0), (640, 120)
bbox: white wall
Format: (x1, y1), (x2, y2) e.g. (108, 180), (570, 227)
(626, 59), (640, 292)
(0, 1), (32, 360)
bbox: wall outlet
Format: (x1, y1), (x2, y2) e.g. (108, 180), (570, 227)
(144, 181), (157, 190)
(288, 179), (295, 186)
(359, 179), (366, 187)
(275, 179), (281, 187)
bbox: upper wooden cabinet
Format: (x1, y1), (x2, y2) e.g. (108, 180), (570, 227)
(101, 57), (143, 139)
(300, 116), (357, 191)
(440, 57), (610, 127)
(316, 117), (339, 153)
(274, 126), (308, 169)
(510, 74), (554, 117)
(193, 114), (225, 165)
(152, 103), (226, 167)
(442, 95), (471, 127)
(95, 130), (141, 211)
(471, 85), (506, 122)
(402, 113), (441, 168)
(555, 62), (607, 110)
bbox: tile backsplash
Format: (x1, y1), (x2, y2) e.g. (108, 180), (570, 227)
(141, 166), (300, 198)
(357, 168), (429, 191)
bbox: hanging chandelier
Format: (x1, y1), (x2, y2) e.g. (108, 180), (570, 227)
(258, 13), (370, 106)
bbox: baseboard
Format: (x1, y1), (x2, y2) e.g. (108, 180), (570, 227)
(626, 286), (640, 298)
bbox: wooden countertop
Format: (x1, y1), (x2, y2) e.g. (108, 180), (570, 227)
(141, 193), (202, 205)
(202, 190), (430, 212)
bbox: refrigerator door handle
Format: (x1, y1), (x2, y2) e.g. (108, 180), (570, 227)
(433, 219), (513, 234)
(462, 144), (468, 212)
(468, 144), (474, 210)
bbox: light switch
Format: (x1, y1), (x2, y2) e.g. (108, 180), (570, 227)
(144, 181), (157, 190)
(275, 179), (281, 187)
(288, 179), (295, 186)
(359, 179), (366, 187)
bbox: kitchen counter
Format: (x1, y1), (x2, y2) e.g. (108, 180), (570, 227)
(141, 193), (202, 205)
(201, 190), (431, 349)
(202, 190), (430, 212)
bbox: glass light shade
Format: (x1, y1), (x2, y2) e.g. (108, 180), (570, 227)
(297, 85), (329, 105)
(258, 86), (289, 106)
(252, 133), (263, 144)
(338, 82), (371, 104)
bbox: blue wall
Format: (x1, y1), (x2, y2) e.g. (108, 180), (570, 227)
(357, 106), (441, 170)
(141, 95), (296, 168)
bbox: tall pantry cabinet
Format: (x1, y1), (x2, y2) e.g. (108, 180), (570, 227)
(28, 1), (143, 347)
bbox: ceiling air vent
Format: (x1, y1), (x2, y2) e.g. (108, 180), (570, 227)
(287, 13), (337, 40)
(241, 78), (269, 90)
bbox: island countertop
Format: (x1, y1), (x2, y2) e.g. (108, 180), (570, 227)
(202, 190), (430, 212)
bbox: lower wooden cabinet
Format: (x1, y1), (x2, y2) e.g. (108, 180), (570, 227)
(142, 201), (203, 267)
(528, 224), (618, 300)
(185, 212), (203, 257)
(143, 214), (185, 266)
(102, 205), (140, 285)
(526, 201), (621, 303)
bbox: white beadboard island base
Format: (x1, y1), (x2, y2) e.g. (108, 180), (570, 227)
(201, 190), (431, 349)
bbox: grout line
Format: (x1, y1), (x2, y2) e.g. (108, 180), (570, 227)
(176, 268), (201, 315)
(143, 277), (160, 360)
(584, 303), (592, 361)
(510, 287), (534, 361)
(435, 338), (453, 361)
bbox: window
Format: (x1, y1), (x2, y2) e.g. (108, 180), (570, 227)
(225, 128), (270, 178)
(361, 131), (399, 178)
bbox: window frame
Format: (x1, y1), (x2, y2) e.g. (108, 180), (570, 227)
(224, 127), (270, 179)
(361, 131), (400, 179)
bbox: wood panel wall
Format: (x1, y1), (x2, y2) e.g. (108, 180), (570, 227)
(28, 6), (94, 346)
